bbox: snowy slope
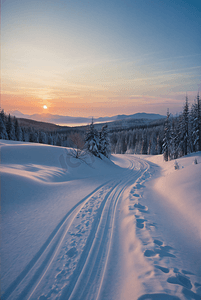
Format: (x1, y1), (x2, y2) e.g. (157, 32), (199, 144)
(123, 153), (201, 299)
(1, 140), (125, 299)
(1, 140), (201, 300)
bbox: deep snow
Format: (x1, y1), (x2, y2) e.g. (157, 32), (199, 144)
(1, 140), (201, 300)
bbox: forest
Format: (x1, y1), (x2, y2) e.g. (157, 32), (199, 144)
(0, 93), (200, 161)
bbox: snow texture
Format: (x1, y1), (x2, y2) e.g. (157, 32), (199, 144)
(1, 140), (201, 300)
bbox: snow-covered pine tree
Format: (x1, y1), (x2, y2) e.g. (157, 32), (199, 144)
(189, 101), (197, 152)
(6, 114), (16, 140)
(29, 128), (39, 143)
(47, 133), (54, 145)
(55, 133), (63, 146)
(162, 109), (170, 161)
(22, 128), (30, 142)
(148, 131), (157, 155)
(109, 131), (118, 153)
(190, 93), (201, 152)
(14, 118), (22, 141)
(169, 117), (180, 160)
(196, 92), (201, 151)
(99, 124), (110, 158)
(182, 95), (189, 155)
(141, 129), (148, 154)
(85, 119), (100, 157)
(0, 111), (8, 140)
(39, 131), (48, 144)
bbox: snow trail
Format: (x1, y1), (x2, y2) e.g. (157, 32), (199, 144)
(3, 180), (112, 300)
(1, 141), (201, 300)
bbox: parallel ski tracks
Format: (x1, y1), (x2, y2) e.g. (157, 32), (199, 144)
(61, 157), (150, 300)
(3, 157), (150, 300)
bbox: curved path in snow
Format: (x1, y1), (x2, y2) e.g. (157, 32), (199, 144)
(3, 152), (201, 300)
(3, 155), (149, 300)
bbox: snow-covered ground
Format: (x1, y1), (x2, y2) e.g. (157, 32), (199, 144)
(1, 140), (201, 300)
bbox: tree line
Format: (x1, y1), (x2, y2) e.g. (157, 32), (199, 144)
(109, 93), (201, 160)
(0, 110), (69, 146)
(0, 111), (110, 158)
(162, 93), (201, 161)
(0, 93), (200, 160)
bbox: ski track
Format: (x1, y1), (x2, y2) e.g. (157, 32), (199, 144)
(3, 179), (114, 300)
(4, 155), (200, 300)
(3, 156), (149, 300)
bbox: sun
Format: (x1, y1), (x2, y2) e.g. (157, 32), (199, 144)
(43, 105), (47, 109)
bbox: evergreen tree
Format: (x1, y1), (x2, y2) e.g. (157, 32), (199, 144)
(6, 114), (16, 140)
(29, 128), (39, 143)
(85, 119), (100, 157)
(0, 112), (8, 140)
(99, 124), (110, 157)
(189, 102), (197, 152)
(141, 129), (148, 154)
(162, 109), (170, 161)
(169, 118), (180, 160)
(47, 133), (54, 145)
(148, 131), (157, 155)
(14, 118), (22, 141)
(39, 131), (47, 144)
(55, 133), (62, 146)
(182, 95), (189, 155)
(196, 92), (201, 151)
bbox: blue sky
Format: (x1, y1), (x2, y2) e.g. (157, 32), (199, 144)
(2, 0), (201, 116)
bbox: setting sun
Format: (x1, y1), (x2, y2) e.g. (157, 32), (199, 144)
(43, 105), (47, 109)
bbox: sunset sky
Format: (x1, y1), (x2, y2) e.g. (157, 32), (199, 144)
(2, 0), (201, 117)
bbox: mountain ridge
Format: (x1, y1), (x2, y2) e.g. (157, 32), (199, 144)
(10, 110), (165, 125)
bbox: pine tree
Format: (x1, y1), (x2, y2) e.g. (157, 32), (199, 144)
(141, 129), (148, 154)
(55, 133), (62, 146)
(85, 119), (100, 157)
(39, 131), (47, 144)
(29, 128), (39, 143)
(197, 92), (201, 151)
(189, 102), (197, 152)
(182, 95), (189, 155)
(169, 118), (180, 160)
(6, 114), (16, 140)
(99, 124), (110, 157)
(0, 112), (8, 140)
(14, 118), (22, 141)
(47, 133), (54, 145)
(162, 109), (170, 161)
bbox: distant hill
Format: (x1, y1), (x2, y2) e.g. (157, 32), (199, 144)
(10, 110), (165, 126)
(12, 113), (166, 133)
(17, 118), (62, 132)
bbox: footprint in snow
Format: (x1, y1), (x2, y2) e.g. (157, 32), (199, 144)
(154, 239), (163, 246)
(144, 240), (175, 258)
(133, 193), (140, 197)
(167, 273), (192, 289)
(136, 218), (146, 229)
(135, 183), (145, 189)
(134, 203), (149, 213)
(167, 268), (201, 298)
(66, 247), (78, 258)
(155, 265), (169, 273)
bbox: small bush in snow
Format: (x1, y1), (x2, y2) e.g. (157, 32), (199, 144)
(174, 161), (180, 170)
(193, 158), (198, 164)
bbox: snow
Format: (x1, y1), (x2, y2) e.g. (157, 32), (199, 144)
(1, 140), (201, 300)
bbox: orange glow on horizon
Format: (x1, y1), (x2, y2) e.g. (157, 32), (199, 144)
(1, 91), (196, 118)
